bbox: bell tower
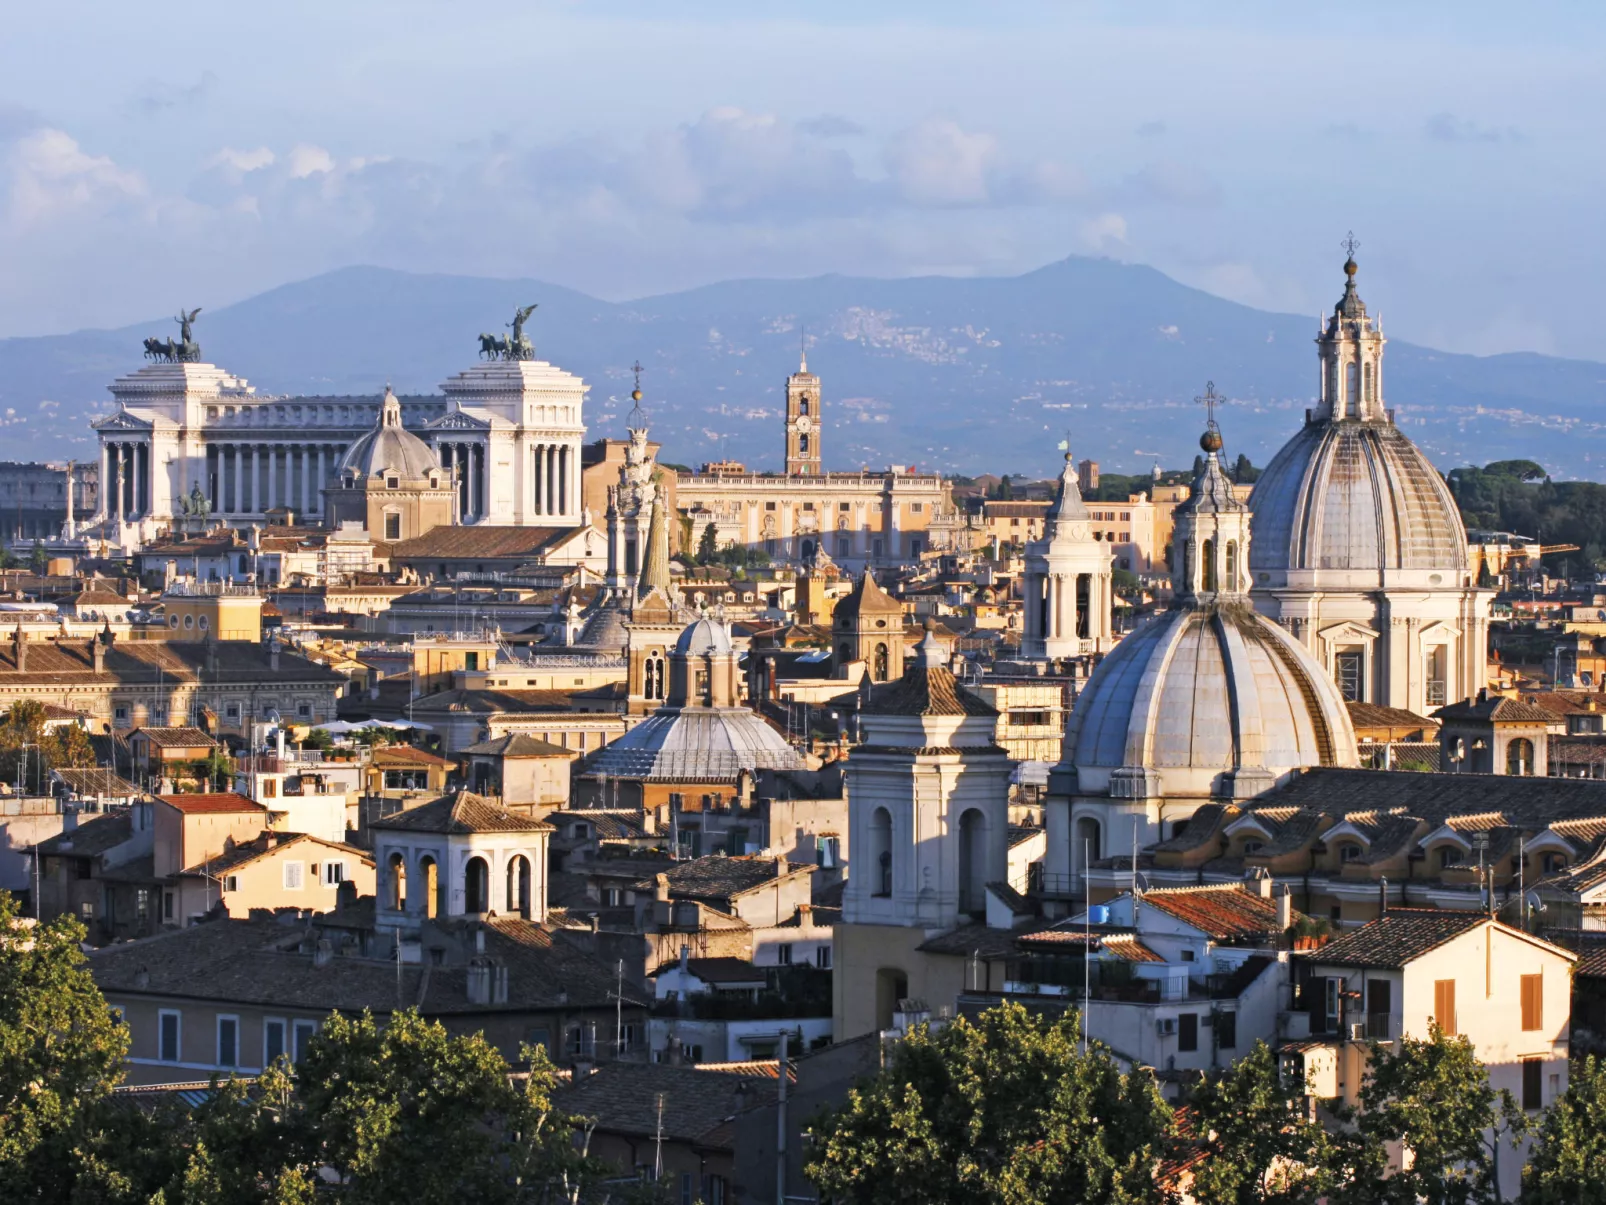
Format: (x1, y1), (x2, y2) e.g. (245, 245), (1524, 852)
(784, 348), (821, 476)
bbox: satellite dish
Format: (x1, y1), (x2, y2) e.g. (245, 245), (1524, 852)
(1526, 891), (1547, 914)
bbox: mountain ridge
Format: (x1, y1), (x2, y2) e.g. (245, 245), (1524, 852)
(4, 256), (1604, 479)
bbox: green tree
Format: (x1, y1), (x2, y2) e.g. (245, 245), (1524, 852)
(1336, 1024), (1525, 1205)
(806, 1002), (1175, 1205)
(1522, 1055), (1606, 1204)
(0, 892), (130, 1198)
(697, 521), (719, 565)
(0, 701), (98, 793)
(1188, 1041), (1334, 1205)
(29, 539), (48, 574)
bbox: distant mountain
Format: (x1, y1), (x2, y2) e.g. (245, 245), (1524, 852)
(4, 258), (1606, 480)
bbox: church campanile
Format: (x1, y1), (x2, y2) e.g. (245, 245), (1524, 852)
(784, 349), (821, 476)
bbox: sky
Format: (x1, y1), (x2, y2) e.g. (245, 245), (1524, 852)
(2, 1), (1603, 360)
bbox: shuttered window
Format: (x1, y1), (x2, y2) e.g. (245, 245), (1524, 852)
(1521, 974), (1543, 1032)
(1434, 979), (1457, 1035)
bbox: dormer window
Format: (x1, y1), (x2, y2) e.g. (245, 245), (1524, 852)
(1340, 844), (1362, 863)
(386, 475), (399, 489)
(1438, 847), (1463, 870)
(1243, 840), (1264, 855)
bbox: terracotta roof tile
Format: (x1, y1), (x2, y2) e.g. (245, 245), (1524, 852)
(156, 792), (266, 815)
(369, 790), (551, 835)
(1138, 885), (1289, 940)
(1313, 909), (1491, 969)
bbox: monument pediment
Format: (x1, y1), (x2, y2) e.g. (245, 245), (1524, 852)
(424, 410), (492, 432)
(94, 409), (155, 432)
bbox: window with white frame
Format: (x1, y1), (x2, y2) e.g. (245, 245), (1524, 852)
(323, 861), (346, 886)
(217, 1015), (239, 1068)
(159, 1010), (181, 1063)
(224, 875), (239, 892)
(815, 945), (832, 970)
(283, 861), (305, 890)
(776, 943), (793, 965)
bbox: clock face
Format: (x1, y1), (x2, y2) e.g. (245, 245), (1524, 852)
(794, 415), (813, 434)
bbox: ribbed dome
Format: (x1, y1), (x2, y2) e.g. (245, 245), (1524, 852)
(675, 615), (733, 657)
(339, 387), (442, 481)
(1065, 603), (1358, 799)
(1248, 421), (1468, 578)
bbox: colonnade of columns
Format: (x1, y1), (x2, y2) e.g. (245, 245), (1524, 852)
(530, 442), (575, 520)
(100, 442), (150, 522)
(438, 442), (486, 522)
(207, 443), (346, 518)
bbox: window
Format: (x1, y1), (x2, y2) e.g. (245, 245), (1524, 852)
(1180, 948), (1196, 963)
(263, 779), (277, 798)
(765, 501), (777, 511)
(1177, 1012), (1199, 1052)
(324, 861), (346, 886)
(297, 702), (312, 719)
(815, 945), (833, 970)
(1438, 847), (1462, 870)
(225, 704), (240, 720)
(169, 616), (180, 629)
(1215, 1011), (1237, 1050)
(114, 706), (129, 724)
(224, 875), (239, 893)
(80, 901), (94, 920)
(283, 861), (305, 890)
(680, 1172), (694, 1205)
(217, 1016), (239, 1068)
(293, 1020), (317, 1063)
(1367, 978), (1393, 1039)
(603, 887), (622, 907)
(136, 889), (150, 922)
(1335, 649), (1364, 702)
(1523, 1057), (1544, 1111)
(1507, 738), (1535, 777)
(159, 1010), (181, 1063)
(264, 1018), (286, 1065)
(816, 835), (840, 869)
(1521, 974), (1543, 1031)
(776, 943), (793, 966)
(1242, 841), (1264, 855)
(164, 891), (175, 920)
(384, 513), (401, 540)
(1434, 979), (1457, 1035)
(1426, 646), (1448, 707)
(1340, 844), (1362, 863)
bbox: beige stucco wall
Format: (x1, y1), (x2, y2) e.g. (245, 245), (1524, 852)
(832, 921), (1005, 1041)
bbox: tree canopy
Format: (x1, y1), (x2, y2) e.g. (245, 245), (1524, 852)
(806, 1002), (1175, 1205)
(1521, 1054), (1606, 1204)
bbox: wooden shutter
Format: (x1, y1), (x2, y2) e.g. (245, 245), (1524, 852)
(1434, 979), (1457, 1034)
(1521, 974), (1543, 1032)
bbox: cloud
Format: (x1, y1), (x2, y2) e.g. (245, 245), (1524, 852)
(1425, 113), (1525, 144)
(128, 72), (218, 117)
(885, 118), (999, 206)
(797, 114), (864, 138)
(1111, 160), (1221, 208)
(2, 128), (145, 227)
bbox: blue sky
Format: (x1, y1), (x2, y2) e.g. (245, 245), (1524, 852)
(2, 1), (1602, 358)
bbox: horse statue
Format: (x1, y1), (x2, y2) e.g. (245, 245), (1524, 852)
(142, 337), (169, 361)
(478, 332), (507, 360)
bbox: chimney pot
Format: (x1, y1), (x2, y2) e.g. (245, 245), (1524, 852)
(1379, 875), (1389, 918)
(1276, 884), (1293, 931)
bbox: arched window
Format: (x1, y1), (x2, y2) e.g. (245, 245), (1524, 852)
(873, 642), (889, 681)
(799, 398), (809, 416)
(958, 809), (987, 915)
(1363, 361), (1375, 406)
(1224, 541), (1238, 592)
(465, 856), (490, 914)
(506, 855), (532, 919)
(870, 808), (893, 897)
(415, 855), (441, 918)
(1506, 738), (1535, 777)
(1201, 538), (1217, 593)
(799, 435), (809, 454)
(1346, 362), (1359, 413)
(1182, 539), (1194, 589)
(386, 851), (406, 911)
(1075, 817), (1102, 880)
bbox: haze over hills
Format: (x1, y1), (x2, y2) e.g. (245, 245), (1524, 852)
(4, 257), (1605, 481)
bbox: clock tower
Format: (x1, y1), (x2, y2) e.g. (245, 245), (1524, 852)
(784, 351), (821, 476)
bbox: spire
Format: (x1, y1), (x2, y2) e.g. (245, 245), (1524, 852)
(1171, 386), (1250, 605)
(627, 361), (648, 434)
(800, 328), (808, 375)
(914, 617), (945, 670)
(1042, 450), (1091, 536)
(1316, 234), (1388, 424)
(380, 384), (402, 427)
(1336, 234), (1367, 320)
(637, 483), (670, 599)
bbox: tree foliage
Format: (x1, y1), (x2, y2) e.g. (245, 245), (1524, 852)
(1521, 1055), (1606, 1204)
(1335, 1025), (1525, 1205)
(1187, 1041), (1335, 1205)
(1448, 458), (1606, 573)
(806, 1002), (1176, 1205)
(0, 699), (98, 793)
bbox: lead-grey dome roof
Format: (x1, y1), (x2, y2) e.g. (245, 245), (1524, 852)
(339, 387), (442, 481)
(1248, 421), (1468, 577)
(675, 615), (733, 657)
(582, 707), (806, 782)
(1064, 603), (1357, 797)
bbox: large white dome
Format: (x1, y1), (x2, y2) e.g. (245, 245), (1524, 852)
(1065, 602), (1359, 799)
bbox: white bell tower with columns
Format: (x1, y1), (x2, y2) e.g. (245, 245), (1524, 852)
(1020, 450), (1113, 660)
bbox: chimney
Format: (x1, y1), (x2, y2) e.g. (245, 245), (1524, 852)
(680, 942), (690, 972)
(774, 855), (788, 879)
(336, 880), (357, 911)
(11, 628), (24, 674)
(92, 633), (106, 674)
(1378, 875), (1389, 918)
(268, 632), (281, 673)
(1276, 884), (1293, 931)
(654, 873), (671, 903)
(313, 938), (333, 968)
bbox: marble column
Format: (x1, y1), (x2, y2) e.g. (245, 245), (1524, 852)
(558, 446), (568, 520)
(251, 445), (261, 514)
(533, 445), (544, 517)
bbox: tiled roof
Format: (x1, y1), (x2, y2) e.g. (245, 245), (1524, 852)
(1574, 945), (1606, 979)
(634, 855), (813, 904)
(387, 526), (573, 560)
(91, 914), (638, 1014)
(1154, 804), (1229, 853)
(1138, 885), (1290, 940)
(553, 1063), (770, 1146)
(863, 665), (997, 718)
(52, 767), (141, 797)
(156, 792), (266, 815)
(0, 640), (344, 687)
(833, 570), (902, 620)
(1255, 767), (1606, 830)
(179, 832), (371, 878)
(1346, 702), (1436, 730)
(461, 733), (576, 758)
(369, 790), (552, 835)
(369, 745), (452, 768)
(132, 726), (218, 748)
(1313, 909), (1492, 969)
(1436, 696), (1559, 725)
(34, 812), (133, 857)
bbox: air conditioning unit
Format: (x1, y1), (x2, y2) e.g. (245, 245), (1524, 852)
(1157, 1017), (1177, 1036)
(1350, 1022), (1367, 1041)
